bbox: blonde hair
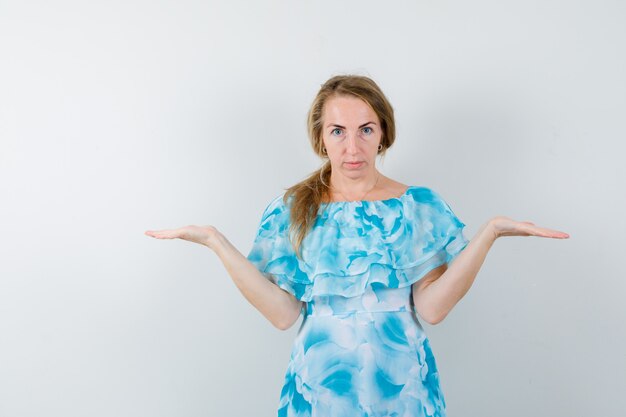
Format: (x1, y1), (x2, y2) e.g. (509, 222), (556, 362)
(284, 75), (396, 259)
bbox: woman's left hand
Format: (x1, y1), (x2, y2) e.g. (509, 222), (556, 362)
(489, 216), (570, 239)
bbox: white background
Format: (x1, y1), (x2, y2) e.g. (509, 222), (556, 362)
(1, 1), (624, 416)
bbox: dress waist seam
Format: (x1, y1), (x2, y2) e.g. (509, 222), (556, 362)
(304, 308), (417, 317)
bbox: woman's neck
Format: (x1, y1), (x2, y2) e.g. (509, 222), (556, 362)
(328, 171), (382, 201)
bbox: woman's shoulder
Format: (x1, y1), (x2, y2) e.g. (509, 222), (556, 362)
(367, 177), (409, 201)
(374, 178), (446, 202)
(377, 178), (443, 203)
(405, 184), (442, 200)
(253, 192), (292, 232)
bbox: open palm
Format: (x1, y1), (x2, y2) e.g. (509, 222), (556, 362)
(144, 225), (217, 247)
(491, 216), (569, 239)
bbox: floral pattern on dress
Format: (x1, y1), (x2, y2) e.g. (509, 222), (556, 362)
(248, 186), (469, 417)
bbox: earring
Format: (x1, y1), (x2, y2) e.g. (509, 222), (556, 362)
(322, 147), (327, 154)
(377, 144), (383, 151)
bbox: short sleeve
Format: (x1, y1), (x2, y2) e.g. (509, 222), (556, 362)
(423, 189), (469, 268)
(246, 195), (311, 301)
(246, 195), (287, 276)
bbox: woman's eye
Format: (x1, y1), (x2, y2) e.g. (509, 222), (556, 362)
(331, 128), (343, 136)
(362, 127), (373, 135)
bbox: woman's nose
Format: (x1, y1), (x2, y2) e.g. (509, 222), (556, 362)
(345, 132), (358, 153)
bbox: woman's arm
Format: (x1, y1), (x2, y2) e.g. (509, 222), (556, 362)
(412, 221), (495, 325)
(209, 229), (303, 330)
(412, 217), (569, 325)
(145, 225), (303, 330)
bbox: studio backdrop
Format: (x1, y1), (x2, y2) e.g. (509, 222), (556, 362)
(0, 1), (624, 416)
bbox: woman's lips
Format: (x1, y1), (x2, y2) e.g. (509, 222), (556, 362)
(344, 161), (363, 169)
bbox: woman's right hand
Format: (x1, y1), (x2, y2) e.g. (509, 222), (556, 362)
(146, 224), (302, 329)
(144, 225), (221, 249)
(488, 216), (570, 240)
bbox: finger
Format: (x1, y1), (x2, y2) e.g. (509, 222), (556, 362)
(527, 226), (570, 239)
(548, 230), (570, 239)
(144, 230), (179, 239)
(537, 226), (569, 238)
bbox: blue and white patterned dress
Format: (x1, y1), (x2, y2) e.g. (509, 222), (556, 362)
(247, 186), (469, 417)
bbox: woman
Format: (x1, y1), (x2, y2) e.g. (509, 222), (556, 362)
(145, 75), (569, 416)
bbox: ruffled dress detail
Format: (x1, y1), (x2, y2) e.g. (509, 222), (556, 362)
(248, 186), (468, 302)
(247, 186), (469, 417)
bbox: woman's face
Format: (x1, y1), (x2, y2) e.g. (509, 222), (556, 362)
(321, 95), (382, 180)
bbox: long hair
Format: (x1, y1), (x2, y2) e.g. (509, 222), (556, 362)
(284, 75), (396, 259)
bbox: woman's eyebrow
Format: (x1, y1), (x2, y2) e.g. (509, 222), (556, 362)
(326, 122), (377, 129)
